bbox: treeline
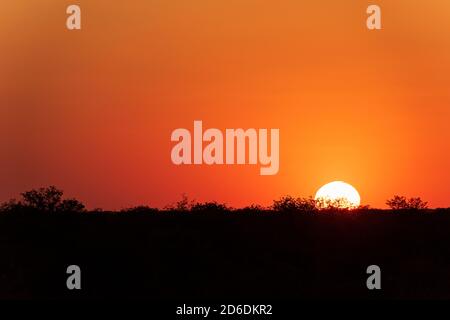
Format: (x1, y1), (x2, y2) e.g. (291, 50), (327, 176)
(0, 186), (445, 215)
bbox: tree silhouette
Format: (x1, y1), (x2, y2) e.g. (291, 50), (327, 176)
(0, 186), (439, 215)
(190, 201), (229, 212)
(272, 196), (316, 212)
(0, 199), (23, 212)
(21, 186), (63, 212)
(386, 195), (428, 210)
(57, 198), (86, 212)
(315, 197), (354, 210)
(1, 186), (85, 213)
(164, 194), (195, 212)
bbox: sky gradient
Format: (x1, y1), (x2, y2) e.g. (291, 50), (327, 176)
(1, 0), (449, 209)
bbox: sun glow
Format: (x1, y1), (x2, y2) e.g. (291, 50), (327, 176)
(314, 181), (361, 209)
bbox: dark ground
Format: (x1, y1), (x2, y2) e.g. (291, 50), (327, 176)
(1, 209), (450, 300)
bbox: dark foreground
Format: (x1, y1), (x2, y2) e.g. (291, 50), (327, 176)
(1, 209), (450, 300)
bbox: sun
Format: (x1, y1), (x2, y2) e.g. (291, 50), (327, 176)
(314, 181), (361, 209)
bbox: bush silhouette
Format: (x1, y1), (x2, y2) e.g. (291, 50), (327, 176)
(190, 201), (229, 212)
(21, 186), (63, 212)
(0, 186), (439, 215)
(164, 194), (196, 212)
(58, 199), (86, 212)
(1, 186), (85, 213)
(314, 197), (354, 210)
(386, 195), (428, 210)
(272, 196), (316, 212)
(0, 199), (24, 212)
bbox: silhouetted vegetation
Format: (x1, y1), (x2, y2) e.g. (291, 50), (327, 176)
(190, 201), (229, 213)
(0, 186), (438, 215)
(272, 196), (317, 212)
(1, 186), (85, 214)
(0, 187), (449, 299)
(386, 195), (428, 210)
(163, 193), (193, 212)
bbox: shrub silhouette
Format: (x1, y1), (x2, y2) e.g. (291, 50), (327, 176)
(0, 186), (439, 215)
(272, 196), (316, 212)
(315, 197), (354, 210)
(58, 199), (86, 212)
(0, 199), (24, 212)
(386, 195), (428, 210)
(164, 194), (195, 212)
(21, 186), (63, 212)
(190, 201), (229, 212)
(1, 186), (85, 213)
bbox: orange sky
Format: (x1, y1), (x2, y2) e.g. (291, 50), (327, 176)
(1, 0), (449, 209)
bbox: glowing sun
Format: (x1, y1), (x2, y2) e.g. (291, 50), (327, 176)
(314, 181), (361, 209)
